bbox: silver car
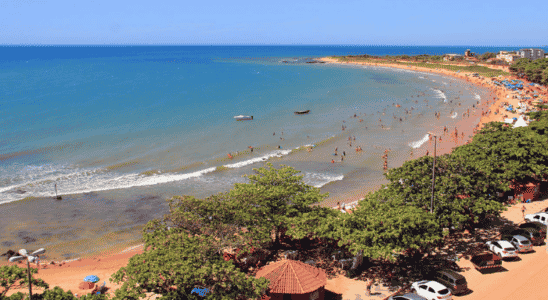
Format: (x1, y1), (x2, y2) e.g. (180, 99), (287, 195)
(509, 235), (533, 253)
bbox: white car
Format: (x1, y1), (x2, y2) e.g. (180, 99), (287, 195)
(525, 212), (548, 225)
(411, 280), (452, 300)
(486, 240), (518, 259)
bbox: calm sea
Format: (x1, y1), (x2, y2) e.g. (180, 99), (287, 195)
(0, 45), (532, 260)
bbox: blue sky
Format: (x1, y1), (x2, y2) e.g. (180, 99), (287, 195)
(1, 0), (547, 45)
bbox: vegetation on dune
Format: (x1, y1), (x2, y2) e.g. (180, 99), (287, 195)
(510, 58), (548, 85)
(330, 55), (509, 77)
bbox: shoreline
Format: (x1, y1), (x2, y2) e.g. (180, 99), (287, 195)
(3, 56), (547, 298)
(318, 56), (547, 208)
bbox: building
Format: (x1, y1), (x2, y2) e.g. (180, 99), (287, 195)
(519, 48), (545, 60)
(443, 54), (464, 61)
(255, 259), (327, 300)
(497, 51), (521, 63)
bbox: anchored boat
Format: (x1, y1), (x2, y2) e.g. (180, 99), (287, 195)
(234, 115), (253, 121)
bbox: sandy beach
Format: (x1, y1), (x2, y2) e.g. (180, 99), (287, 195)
(3, 56), (548, 300)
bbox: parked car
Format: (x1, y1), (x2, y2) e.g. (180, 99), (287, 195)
(500, 234), (533, 253)
(519, 221), (547, 239)
(524, 212), (548, 225)
(470, 252), (502, 271)
(537, 207), (548, 213)
(411, 280), (452, 300)
(388, 293), (428, 300)
(486, 240), (518, 259)
(506, 228), (544, 246)
(433, 269), (468, 295)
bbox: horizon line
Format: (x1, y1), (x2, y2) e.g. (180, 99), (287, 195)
(0, 44), (546, 48)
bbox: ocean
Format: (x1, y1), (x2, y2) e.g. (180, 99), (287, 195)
(0, 45), (525, 260)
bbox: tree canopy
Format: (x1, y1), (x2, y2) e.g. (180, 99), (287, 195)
(0, 265), (48, 299)
(225, 163), (330, 249)
(384, 153), (507, 230)
(510, 58), (548, 85)
(319, 190), (443, 261)
(452, 122), (548, 184)
(110, 230), (269, 300)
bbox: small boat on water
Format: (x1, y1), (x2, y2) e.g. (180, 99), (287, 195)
(234, 115), (253, 121)
(294, 110), (310, 115)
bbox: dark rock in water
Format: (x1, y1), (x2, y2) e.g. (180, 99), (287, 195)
(0, 249), (19, 260)
(305, 60), (325, 64)
(18, 231), (37, 244)
(7, 189), (26, 194)
(1, 241), (14, 247)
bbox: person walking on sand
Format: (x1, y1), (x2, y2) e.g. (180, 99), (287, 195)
(522, 205), (527, 219)
(366, 278), (374, 296)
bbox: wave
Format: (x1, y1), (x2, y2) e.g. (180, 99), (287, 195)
(418, 76), (425, 79)
(450, 112), (458, 119)
(474, 94), (481, 101)
(223, 149), (291, 169)
(408, 134), (430, 149)
(0, 148), (298, 205)
(303, 172), (344, 188)
(431, 88), (447, 102)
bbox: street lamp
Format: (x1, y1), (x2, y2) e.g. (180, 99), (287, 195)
(9, 248), (46, 300)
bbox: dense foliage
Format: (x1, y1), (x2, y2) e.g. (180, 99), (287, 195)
(318, 191), (443, 261)
(384, 153), (507, 230)
(110, 232), (269, 300)
(0, 265), (49, 299)
(452, 122), (548, 185)
(478, 52), (496, 61)
(510, 58), (548, 85)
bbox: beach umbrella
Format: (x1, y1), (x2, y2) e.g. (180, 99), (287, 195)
(84, 275), (100, 283)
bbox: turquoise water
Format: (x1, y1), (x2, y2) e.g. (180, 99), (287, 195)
(0, 45), (518, 204)
(0, 46), (509, 259)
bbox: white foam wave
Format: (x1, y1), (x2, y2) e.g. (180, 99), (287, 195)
(419, 76), (425, 79)
(474, 94), (481, 101)
(0, 148), (299, 204)
(431, 88), (447, 102)
(408, 134), (430, 149)
(450, 112), (458, 119)
(303, 172), (344, 188)
(223, 149), (292, 169)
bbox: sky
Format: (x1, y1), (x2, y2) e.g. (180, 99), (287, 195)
(1, 0), (547, 46)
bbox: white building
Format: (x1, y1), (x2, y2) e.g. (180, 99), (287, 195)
(496, 51), (521, 63)
(519, 48), (545, 60)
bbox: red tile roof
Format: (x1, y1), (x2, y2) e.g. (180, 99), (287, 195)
(255, 259), (326, 294)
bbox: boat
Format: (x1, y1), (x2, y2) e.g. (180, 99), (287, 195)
(294, 110), (310, 115)
(234, 115), (253, 121)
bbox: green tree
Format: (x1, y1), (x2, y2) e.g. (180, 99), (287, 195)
(452, 122), (548, 186)
(225, 163), (329, 250)
(384, 153), (507, 231)
(479, 52), (496, 61)
(110, 229), (269, 300)
(0, 265), (49, 299)
(322, 190), (443, 261)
